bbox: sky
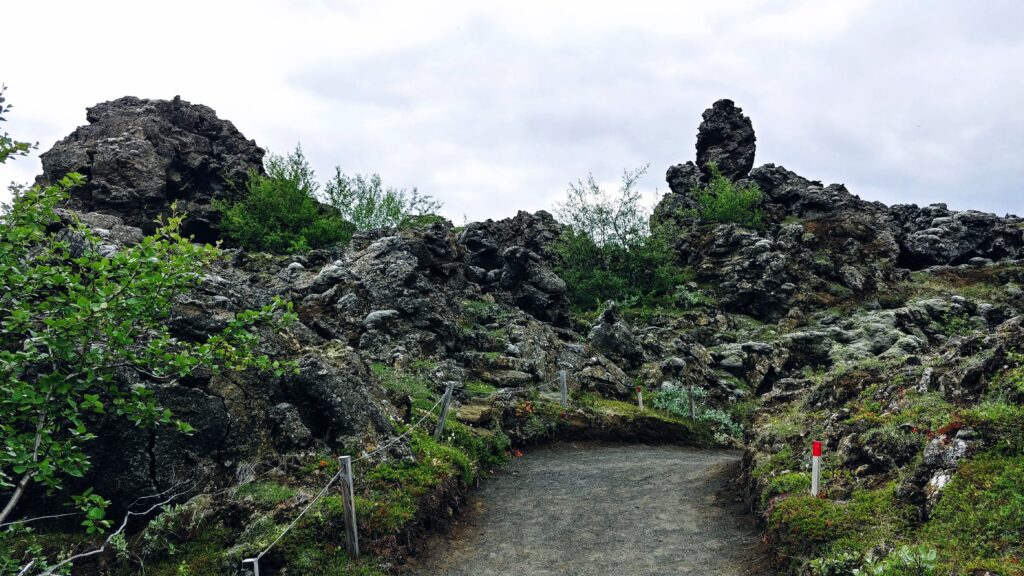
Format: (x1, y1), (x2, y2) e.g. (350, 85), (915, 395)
(2, 0), (1023, 221)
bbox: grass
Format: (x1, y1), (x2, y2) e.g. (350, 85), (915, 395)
(234, 481), (297, 505)
(923, 452), (1024, 574)
(767, 484), (914, 564)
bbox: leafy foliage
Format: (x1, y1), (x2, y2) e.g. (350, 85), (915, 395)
(551, 166), (688, 311)
(323, 169), (442, 231)
(0, 178), (295, 532)
(0, 85), (35, 165)
(691, 163), (764, 228)
(218, 146), (354, 253)
(554, 165), (651, 247)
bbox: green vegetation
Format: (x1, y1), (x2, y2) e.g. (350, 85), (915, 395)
(924, 453), (1024, 573)
(769, 485), (914, 565)
(323, 169), (442, 230)
(234, 482), (297, 505)
(0, 86), (34, 165)
(551, 165), (689, 311)
(691, 163), (764, 228)
(218, 146), (354, 253)
(219, 144), (444, 254)
(652, 385), (742, 443)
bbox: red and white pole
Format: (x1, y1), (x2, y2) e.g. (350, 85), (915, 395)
(636, 386), (645, 412)
(811, 440), (822, 496)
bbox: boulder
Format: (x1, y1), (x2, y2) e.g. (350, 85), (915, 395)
(587, 302), (644, 370)
(40, 96), (265, 243)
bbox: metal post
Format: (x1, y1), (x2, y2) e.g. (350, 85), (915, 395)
(688, 384), (696, 420)
(811, 441), (822, 497)
(340, 456), (360, 558)
(636, 387), (644, 412)
(559, 370), (568, 407)
(434, 381), (456, 442)
(242, 558), (260, 576)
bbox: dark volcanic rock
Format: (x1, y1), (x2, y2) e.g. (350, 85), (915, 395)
(587, 302), (644, 370)
(458, 211), (569, 324)
(695, 99), (756, 182)
(40, 96), (265, 243)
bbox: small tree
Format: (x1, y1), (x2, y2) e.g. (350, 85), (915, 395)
(323, 169), (442, 230)
(218, 145), (355, 253)
(551, 165), (688, 311)
(553, 165), (650, 248)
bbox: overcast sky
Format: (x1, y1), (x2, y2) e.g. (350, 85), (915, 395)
(2, 0), (1023, 221)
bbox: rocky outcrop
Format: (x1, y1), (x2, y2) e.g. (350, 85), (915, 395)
(695, 99), (756, 182)
(40, 96), (265, 243)
(459, 211), (569, 324)
(587, 302), (644, 370)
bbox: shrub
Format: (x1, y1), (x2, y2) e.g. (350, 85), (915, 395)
(554, 165), (650, 247)
(218, 145), (355, 253)
(551, 166), (689, 311)
(692, 163), (764, 228)
(323, 169), (442, 230)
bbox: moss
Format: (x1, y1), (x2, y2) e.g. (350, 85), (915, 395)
(962, 401), (1024, 455)
(752, 444), (797, 481)
(370, 362), (436, 408)
(234, 481), (297, 505)
(768, 485), (913, 562)
(923, 453), (1024, 573)
(464, 380), (498, 397)
(762, 472), (812, 506)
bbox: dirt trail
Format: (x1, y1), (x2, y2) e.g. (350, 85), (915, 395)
(400, 443), (768, 576)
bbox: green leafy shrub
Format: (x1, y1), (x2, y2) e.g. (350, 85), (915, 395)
(324, 170), (442, 230)
(692, 163), (764, 228)
(218, 146), (354, 253)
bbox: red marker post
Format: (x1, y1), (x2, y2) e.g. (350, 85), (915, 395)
(811, 440), (822, 496)
(636, 386), (645, 412)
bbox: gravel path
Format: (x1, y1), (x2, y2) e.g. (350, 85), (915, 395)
(400, 443), (767, 576)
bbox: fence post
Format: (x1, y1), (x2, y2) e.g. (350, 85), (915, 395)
(339, 456), (360, 558)
(559, 370), (568, 407)
(433, 381), (456, 441)
(242, 557), (260, 576)
(688, 384), (696, 420)
(811, 441), (822, 497)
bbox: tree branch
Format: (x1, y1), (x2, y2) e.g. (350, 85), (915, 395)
(25, 479), (195, 576)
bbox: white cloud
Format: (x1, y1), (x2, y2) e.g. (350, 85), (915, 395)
(2, 0), (1023, 219)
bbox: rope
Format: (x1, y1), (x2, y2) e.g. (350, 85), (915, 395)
(461, 377), (563, 400)
(354, 395), (445, 463)
(255, 394), (446, 560)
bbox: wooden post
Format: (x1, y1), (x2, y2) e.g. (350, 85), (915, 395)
(559, 370), (568, 407)
(340, 456), (360, 558)
(433, 381), (456, 442)
(811, 441), (822, 497)
(242, 558), (260, 576)
(688, 385), (696, 420)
